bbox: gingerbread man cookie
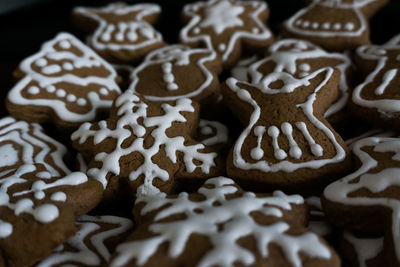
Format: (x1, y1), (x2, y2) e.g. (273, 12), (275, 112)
(180, 0), (274, 69)
(222, 67), (351, 194)
(6, 32), (121, 130)
(110, 177), (340, 267)
(71, 91), (224, 198)
(323, 137), (400, 266)
(38, 215), (133, 266)
(351, 33), (400, 129)
(247, 39), (352, 123)
(73, 3), (164, 63)
(128, 44), (222, 106)
(0, 117), (103, 267)
(282, 0), (389, 51)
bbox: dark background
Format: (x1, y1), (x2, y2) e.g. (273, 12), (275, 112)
(0, 0), (399, 116)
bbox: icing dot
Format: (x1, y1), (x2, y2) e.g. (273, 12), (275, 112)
(35, 58), (47, 67)
(167, 83), (179, 90)
(50, 192), (67, 202)
(333, 23), (341, 30)
(344, 22), (355, 31)
(254, 125), (265, 136)
(163, 73), (174, 83)
(299, 63), (311, 72)
(311, 22), (319, 29)
(0, 144), (18, 167)
(46, 85), (56, 93)
(77, 98), (87, 106)
(295, 19), (302, 26)
(59, 40), (71, 49)
(193, 27), (200, 34)
(302, 21), (310, 28)
(33, 204), (59, 223)
(99, 88), (109, 95)
(27, 86), (40, 95)
(162, 62), (172, 72)
(62, 62), (74, 71)
(322, 22), (330, 29)
(252, 27), (259, 33)
(0, 220), (12, 238)
(218, 43), (226, 52)
(67, 94), (77, 102)
(56, 89), (66, 98)
(251, 147), (264, 160)
(311, 144), (323, 157)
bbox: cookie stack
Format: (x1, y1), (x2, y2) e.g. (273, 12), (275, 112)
(1, 0), (399, 266)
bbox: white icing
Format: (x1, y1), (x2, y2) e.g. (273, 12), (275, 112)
(324, 137), (400, 263)
(343, 231), (383, 267)
(251, 126), (266, 160)
(72, 93), (217, 195)
(37, 215), (133, 266)
(226, 67), (346, 173)
(7, 32), (121, 123)
(199, 0), (244, 34)
(285, 0), (368, 38)
(248, 39), (351, 118)
(74, 3), (163, 52)
(198, 119), (229, 147)
(129, 44), (219, 101)
(111, 177), (330, 267)
(353, 33), (400, 113)
(230, 55), (259, 82)
(281, 122), (302, 159)
(0, 117), (89, 238)
(180, 0), (272, 64)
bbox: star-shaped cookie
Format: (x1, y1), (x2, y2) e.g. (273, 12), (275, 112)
(180, 0), (274, 69)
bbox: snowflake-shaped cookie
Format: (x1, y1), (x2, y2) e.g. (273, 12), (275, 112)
(110, 177), (339, 267)
(73, 3), (164, 63)
(6, 32), (121, 130)
(180, 0), (274, 68)
(71, 91), (223, 197)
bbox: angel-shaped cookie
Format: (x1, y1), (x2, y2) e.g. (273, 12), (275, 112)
(110, 177), (340, 267)
(71, 91), (224, 199)
(0, 117), (103, 266)
(247, 39), (352, 123)
(352, 33), (400, 129)
(128, 45), (222, 106)
(6, 32), (121, 130)
(222, 67), (351, 194)
(73, 3), (164, 63)
(180, 0), (274, 69)
(323, 137), (400, 266)
(282, 0), (388, 51)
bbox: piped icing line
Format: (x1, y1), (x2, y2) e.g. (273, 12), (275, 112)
(7, 32), (120, 123)
(37, 215), (134, 266)
(129, 45), (218, 101)
(227, 67), (346, 173)
(251, 125), (266, 160)
(281, 122), (302, 159)
(343, 231), (383, 267)
(295, 122), (323, 157)
(0, 117), (89, 238)
(180, 0), (272, 63)
(74, 3), (163, 51)
(110, 177), (331, 267)
(72, 93), (217, 195)
(324, 137), (400, 263)
(198, 119), (229, 147)
(353, 34), (400, 113)
(248, 39), (351, 118)
(285, 0), (369, 38)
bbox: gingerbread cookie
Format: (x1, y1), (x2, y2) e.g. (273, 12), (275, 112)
(73, 3), (164, 64)
(128, 44), (222, 106)
(71, 91), (224, 198)
(37, 215), (133, 266)
(6, 32), (121, 130)
(351, 33), (400, 129)
(247, 39), (352, 123)
(323, 137), (400, 266)
(0, 117), (103, 267)
(282, 0), (389, 51)
(110, 177), (340, 267)
(222, 67), (351, 194)
(196, 119), (229, 148)
(180, 0), (274, 69)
